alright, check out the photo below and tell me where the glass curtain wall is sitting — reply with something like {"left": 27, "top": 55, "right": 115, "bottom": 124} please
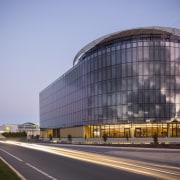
{"left": 87, "top": 122, "right": 180, "bottom": 138}
{"left": 40, "top": 34, "right": 180, "bottom": 133}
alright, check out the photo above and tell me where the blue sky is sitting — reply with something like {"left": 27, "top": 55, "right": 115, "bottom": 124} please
{"left": 0, "top": 0, "right": 180, "bottom": 125}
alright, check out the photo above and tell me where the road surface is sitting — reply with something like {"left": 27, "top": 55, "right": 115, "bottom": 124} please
{"left": 0, "top": 141, "right": 179, "bottom": 180}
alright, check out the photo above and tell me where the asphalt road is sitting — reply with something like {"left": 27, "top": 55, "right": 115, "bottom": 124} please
{"left": 48, "top": 143, "right": 180, "bottom": 167}
{"left": 0, "top": 141, "right": 179, "bottom": 180}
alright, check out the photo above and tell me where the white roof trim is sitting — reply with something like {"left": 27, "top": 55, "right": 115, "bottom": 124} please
{"left": 73, "top": 26, "right": 180, "bottom": 65}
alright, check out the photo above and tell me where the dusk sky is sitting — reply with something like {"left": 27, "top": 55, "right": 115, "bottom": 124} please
{"left": 0, "top": 0, "right": 180, "bottom": 125}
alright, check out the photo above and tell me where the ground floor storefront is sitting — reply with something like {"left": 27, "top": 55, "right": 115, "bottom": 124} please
{"left": 40, "top": 122, "right": 180, "bottom": 139}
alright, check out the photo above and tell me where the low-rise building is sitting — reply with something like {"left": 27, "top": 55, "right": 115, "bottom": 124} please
{"left": 18, "top": 122, "right": 40, "bottom": 138}
{"left": 0, "top": 124, "right": 18, "bottom": 133}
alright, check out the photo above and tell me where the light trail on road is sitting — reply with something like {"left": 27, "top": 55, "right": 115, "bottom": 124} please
{"left": 1, "top": 141, "right": 180, "bottom": 180}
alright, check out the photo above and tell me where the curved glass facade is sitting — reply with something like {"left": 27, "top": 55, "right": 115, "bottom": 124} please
{"left": 40, "top": 28, "right": 180, "bottom": 138}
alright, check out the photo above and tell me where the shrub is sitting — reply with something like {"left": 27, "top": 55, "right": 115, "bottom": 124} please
{"left": 2, "top": 131, "right": 27, "bottom": 138}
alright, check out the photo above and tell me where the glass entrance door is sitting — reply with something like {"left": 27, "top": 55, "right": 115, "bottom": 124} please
{"left": 135, "top": 128, "right": 141, "bottom": 137}
{"left": 124, "top": 128, "right": 130, "bottom": 138}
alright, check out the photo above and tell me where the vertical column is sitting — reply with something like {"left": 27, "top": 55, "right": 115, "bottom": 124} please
{"left": 130, "top": 123, "right": 134, "bottom": 138}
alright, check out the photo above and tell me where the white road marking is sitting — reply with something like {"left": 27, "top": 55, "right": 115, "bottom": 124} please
{"left": 0, "top": 156, "right": 26, "bottom": 180}
{"left": 0, "top": 147, "right": 57, "bottom": 180}
{"left": 26, "top": 163, "right": 57, "bottom": 180}
{"left": 0, "top": 148, "right": 23, "bottom": 162}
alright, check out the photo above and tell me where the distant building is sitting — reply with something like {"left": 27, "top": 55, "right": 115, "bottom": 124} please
{"left": 18, "top": 122, "right": 40, "bottom": 137}
{"left": 0, "top": 122, "right": 40, "bottom": 139}
{"left": 0, "top": 124, "right": 18, "bottom": 133}
{"left": 40, "top": 26, "right": 180, "bottom": 139}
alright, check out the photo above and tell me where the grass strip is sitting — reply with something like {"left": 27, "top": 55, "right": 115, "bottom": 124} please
{"left": 0, "top": 158, "right": 21, "bottom": 180}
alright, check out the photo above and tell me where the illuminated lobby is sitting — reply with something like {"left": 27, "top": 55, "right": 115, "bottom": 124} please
{"left": 40, "top": 27, "right": 180, "bottom": 139}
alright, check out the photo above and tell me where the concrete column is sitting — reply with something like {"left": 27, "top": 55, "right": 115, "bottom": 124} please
{"left": 131, "top": 125, "right": 134, "bottom": 138}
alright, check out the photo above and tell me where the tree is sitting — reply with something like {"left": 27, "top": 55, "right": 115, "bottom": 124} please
{"left": 152, "top": 132, "right": 158, "bottom": 144}
{"left": 85, "top": 134, "right": 87, "bottom": 141}
{"left": 125, "top": 132, "right": 129, "bottom": 141}
{"left": 102, "top": 133, "right": 108, "bottom": 142}
{"left": 49, "top": 134, "right": 52, "bottom": 141}
{"left": 35, "top": 135, "right": 40, "bottom": 139}
{"left": 67, "top": 134, "right": 72, "bottom": 143}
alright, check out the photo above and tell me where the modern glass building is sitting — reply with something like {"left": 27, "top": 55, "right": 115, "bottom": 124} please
{"left": 40, "top": 27, "right": 180, "bottom": 138}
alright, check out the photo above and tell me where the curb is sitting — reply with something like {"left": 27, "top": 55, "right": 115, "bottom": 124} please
{"left": 0, "top": 156, "right": 26, "bottom": 180}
